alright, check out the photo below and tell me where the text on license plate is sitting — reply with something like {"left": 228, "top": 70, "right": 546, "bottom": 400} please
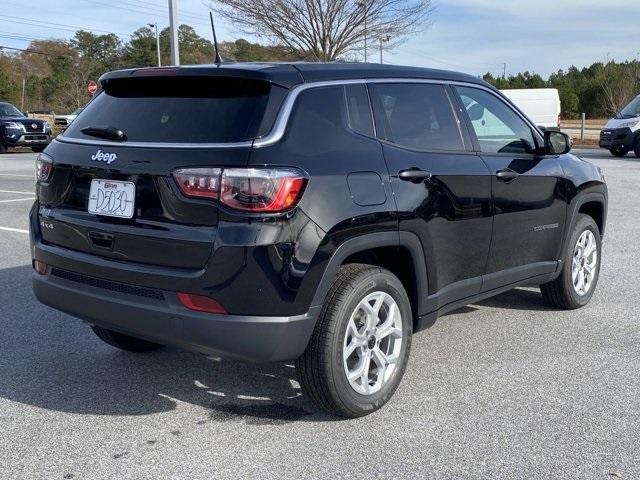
{"left": 88, "top": 179, "right": 136, "bottom": 219}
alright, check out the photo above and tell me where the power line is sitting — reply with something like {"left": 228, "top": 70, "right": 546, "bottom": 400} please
{"left": 0, "top": 45, "right": 73, "bottom": 58}
{"left": 83, "top": 0, "right": 232, "bottom": 30}
{"left": 0, "top": 14, "right": 132, "bottom": 37}
{"left": 84, "top": 0, "right": 207, "bottom": 23}
{"left": 0, "top": 33, "right": 52, "bottom": 43}
{"left": 402, "top": 47, "right": 500, "bottom": 73}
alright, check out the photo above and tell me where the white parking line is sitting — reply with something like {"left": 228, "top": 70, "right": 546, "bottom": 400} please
{"left": 0, "top": 190, "right": 34, "bottom": 195}
{"left": 0, "top": 197, "right": 35, "bottom": 203}
{"left": 0, "top": 173, "right": 33, "bottom": 178}
{"left": 0, "top": 226, "right": 28, "bottom": 234}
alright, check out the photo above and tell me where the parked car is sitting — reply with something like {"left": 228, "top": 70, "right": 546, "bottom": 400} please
{"left": 0, "top": 102, "right": 52, "bottom": 153}
{"left": 599, "top": 93, "right": 640, "bottom": 157}
{"left": 54, "top": 108, "right": 83, "bottom": 132}
{"left": 31, "top": 63, "right": 607, "bottom": 417}
{"left": 501, "top": 88, "right": 561, "bottom": 131}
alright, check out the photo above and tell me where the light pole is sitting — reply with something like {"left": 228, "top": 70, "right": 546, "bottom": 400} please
{"left": 379, "top": 35, "right": 390, "bottom": 64}
{"left": 168, "top": 0, "right": 180, "bottom": 65}
{"left": 148, "top": 23, "right": 161, "bottom": 67}
{"left": 357, "top": 0, "right": 368, "bottom": 62}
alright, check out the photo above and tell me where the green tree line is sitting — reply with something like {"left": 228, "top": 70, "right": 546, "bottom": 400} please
{"left": 484, "top": 60, "right": 640, "bottom": 119}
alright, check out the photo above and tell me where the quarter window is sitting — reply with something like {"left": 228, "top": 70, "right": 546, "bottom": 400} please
{"left": 455, "top": 86, "right": 536, "bottom": 155}
{"left": 370, "top": 83, "right": 465, "bottom": 151}
{"left": 345, "top": 84, "right": 375, "bottom": 137}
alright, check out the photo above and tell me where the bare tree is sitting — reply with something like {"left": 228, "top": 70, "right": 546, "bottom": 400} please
{"left": 209, "top": 0, "right": 434, "bottom": 61}
{"left": 598, "top": 59, "right": 640, "bottom": 115}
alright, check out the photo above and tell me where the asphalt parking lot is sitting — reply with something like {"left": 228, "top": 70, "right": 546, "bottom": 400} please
{"left": 0, "top": 149, "right": 638, "bottom": 479}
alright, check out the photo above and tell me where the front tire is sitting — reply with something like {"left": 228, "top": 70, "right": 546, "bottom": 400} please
{"left": 609, "top": 147, "right": 628, "bottom": 157}
{"left": 541, "top": 214, "right": 601, "bottom": 309}
{"left": 31, "top": 146, "right": 46, "bottom": 153}
{"left": 634, "top": 140, "right": 640, "bottom": 158}
{"left": 91, "top": 325, "right": 164, "bottom": 353}
{"left": 0, "top": 143, "right": 7, "bottom": 154}
{"left": 296, "top": 264, "right": 412, "bottom": 418}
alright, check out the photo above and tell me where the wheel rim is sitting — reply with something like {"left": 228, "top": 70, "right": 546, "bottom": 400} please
{"left": 571, "top": 229, "right": 598, "bottom": 296}
{"left": 342, "top": 291, "right": 403, "bottom": 395}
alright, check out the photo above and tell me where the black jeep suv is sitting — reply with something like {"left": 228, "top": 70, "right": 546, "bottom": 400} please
{"left": 0, "top": 102, "right": 51, "bottom": 153}
{"left": 30, "top": 63, "right": 607, "bottom": 417}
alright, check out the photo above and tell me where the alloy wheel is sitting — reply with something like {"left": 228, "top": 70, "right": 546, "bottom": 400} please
{"left": 342, "top": 291, "right": 403, "bottom": 395}
{"left": 571, "top": 229, "right": 598, "bottom": 296}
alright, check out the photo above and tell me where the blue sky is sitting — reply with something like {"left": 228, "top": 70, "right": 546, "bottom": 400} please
{"left": 0, "top": 0, "right": 637, "bottom": 78}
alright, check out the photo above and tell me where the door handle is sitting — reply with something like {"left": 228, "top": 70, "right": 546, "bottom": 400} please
{"left": 496, "top": 168, "right": 519, "bottom": 181}
{"left": 398, "top": 168, "right": 432, "bottom": 183}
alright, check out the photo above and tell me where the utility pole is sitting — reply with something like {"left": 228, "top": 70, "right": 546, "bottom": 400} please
{"left": 357, "top": 0, "right": 368, "bottom": 62}
{"left": 168, "top": 0, "right": 180, "bottom": 65}
{"left": 20, "top": 78, "right": 25, "bottom": 112}
{"left": 379, "top": 35, "right": 390, "bottom": 64}
{"left": 148, "top": 23, "right": 161, "bottom": 67}
{"left": 503, "top": 62, "right": 506, "bottom": 79}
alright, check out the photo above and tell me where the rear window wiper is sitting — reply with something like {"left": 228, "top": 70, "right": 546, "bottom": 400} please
{"left": 80, "top": 125, "right": 127, "bottom": 142}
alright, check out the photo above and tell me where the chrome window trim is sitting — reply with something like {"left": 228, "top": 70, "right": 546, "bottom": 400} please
{"left": 56, "top": 77, "right": 542, "bottom": 150}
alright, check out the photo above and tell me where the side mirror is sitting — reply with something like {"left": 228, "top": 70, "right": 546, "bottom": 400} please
{"left": 545, "top": 130, "right": 572, "bottom": 155}
{"left": 468, "top": 103, "right": 485, "bottom": 121}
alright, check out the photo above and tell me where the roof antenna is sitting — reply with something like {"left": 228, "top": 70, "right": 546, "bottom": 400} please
{"left": 210, "top": 11, "right": 223, "bottom": 64}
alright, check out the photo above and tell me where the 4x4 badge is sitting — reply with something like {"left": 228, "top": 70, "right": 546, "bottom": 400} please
{"left": 91, "top": 149, "right": 117, "bottom": 164}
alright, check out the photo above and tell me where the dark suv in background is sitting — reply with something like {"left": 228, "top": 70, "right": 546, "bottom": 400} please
{"left": 31, "top": 63, "right": 607, "bottom": 417}
{"left": 0, "top": 102, "right": 51, "bottom": 153}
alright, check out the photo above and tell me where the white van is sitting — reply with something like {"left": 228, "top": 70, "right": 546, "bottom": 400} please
{"left": 501, "top": 88, "right": 561, "bottom": 130}
{"left": 599, "top": 94, "right": 640, "bottom": 157}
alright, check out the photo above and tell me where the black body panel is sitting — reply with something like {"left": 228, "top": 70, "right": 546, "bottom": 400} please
{"left": 479, "top": 154, "right": 566, "bottom": 278}
{"left": 30, "top": 62, "right": 608, "bottom": 362}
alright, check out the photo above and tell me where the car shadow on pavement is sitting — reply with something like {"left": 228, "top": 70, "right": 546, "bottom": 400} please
{"left": 475, "top": 287, "right": 557, "bottom": 312}
{"left": 0, "top": 265, "right": 334, "bottom": 424}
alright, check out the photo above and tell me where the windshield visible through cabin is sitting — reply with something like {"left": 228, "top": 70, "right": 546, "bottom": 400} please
{"left": 619, "top": 95, "right": 640, "bottom": 118}
{"left": 0, "top": 103, "right": 23, "bottom": 117}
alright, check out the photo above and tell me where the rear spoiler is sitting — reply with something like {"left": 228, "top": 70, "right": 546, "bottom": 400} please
{"left": 100, "top": 64, "right": 304, "bottom": 89}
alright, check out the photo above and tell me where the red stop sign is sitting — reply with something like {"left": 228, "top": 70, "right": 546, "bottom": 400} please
{"left": 88, "top": 81, "right": 98, "bottom": 95}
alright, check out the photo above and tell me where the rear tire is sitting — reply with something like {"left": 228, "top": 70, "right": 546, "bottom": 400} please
{"left": 91, "top": 325, "right": 164, "bottom": 353}
{"left": 296, "top": 264, "right": 412, "bottom": 418}
{"left": 0, "top": 143, "right": 7, "bottom": 154}
{"left": 634, "top": 140, "right": 640, "bottom": 158}
{"left": 609, "top": 147, "right": 628, "bottom": 157}
{"left": 540, "top": 214, "right": 601, "bottom": 309}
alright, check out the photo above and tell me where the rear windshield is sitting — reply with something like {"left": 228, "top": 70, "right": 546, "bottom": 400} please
{"left": 65, "top": 76, "right": 274, "bottom": 143}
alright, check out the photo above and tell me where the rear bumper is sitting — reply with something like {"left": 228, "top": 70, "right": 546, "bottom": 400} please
{"left": 599, "top": 127, "right": 637, "bottom": 149}
{"left": 32, "top": 267, "right": 317, "bottom": 362}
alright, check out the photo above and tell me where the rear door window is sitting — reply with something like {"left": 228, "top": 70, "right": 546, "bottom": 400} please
{"left": 369, "top": 83, "right": 465, "bottom": 152}
{"left": 65, "top": 76, "right": 277, "bottom": 143}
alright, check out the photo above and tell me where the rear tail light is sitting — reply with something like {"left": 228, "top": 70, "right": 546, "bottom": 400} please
{"left": 173, "top": 168, "right": 221, "bottom": 199}
{"left": 177, "top": 292, "right": 226, "bottom": 314}
{"left": 221, "top": 168, "right": 306, "bottom": 212}
{"left": 172, "top": 167, "right": 307, "bottom": 213}
{"left": 36, "top": 153, "right": 53, "bottom": 183}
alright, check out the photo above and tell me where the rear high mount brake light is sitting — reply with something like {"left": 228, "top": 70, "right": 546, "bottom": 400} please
{"left": 172, "top": 167, "right": 307, "bottom": 213}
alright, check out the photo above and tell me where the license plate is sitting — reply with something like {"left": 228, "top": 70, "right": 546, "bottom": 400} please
{"left": 88, "top": 179, "right": 135, "bottom": 219}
